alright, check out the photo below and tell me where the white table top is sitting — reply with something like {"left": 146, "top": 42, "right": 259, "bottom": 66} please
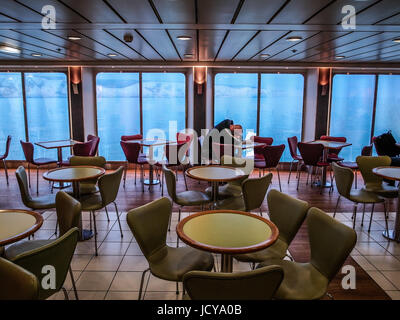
{"left": 373, "top": 166, "right": 400, "bottom": 182}
{"left": 186, "top": 165, "right": 245, "bottom": 182}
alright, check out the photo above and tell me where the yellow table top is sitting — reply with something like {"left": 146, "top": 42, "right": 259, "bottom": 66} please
{"left": 0, "top": 210, "right": 43, "bottom": 246}
{"left": 177, "top": 210, "right": 278, "bottom": 254}
{"left": 186, "top": 166, "right": 246, "bottom": 182}
{"left": 43, "top": 166, "right": 105, "bottom": 182}
{"left": 373, "top": 166, "right": 400, "bottom": 182}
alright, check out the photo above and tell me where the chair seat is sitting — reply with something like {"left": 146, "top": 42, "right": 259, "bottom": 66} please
{"left": 79, "top": 193, "right": 103, "bottom": 211}
{"left": 254, "top": 160, "right": 267, "bottom": 169}
{"left": 317, "top": 161, "right": 330, "bottom": 167}
{"left": 254, "top": 154, "right": 264, "bottom": 161}
{"left": 27, "top": 194, "right": 56, "bottom": 209}
{"left": 364, "top": 183, "right": 398, "bottom": 198}
{"left": 339, "top": 161, "right": 358, "bottom": 170}
{"left": 205, "top": 183, "right": 243, "bottom": 199}
{"left": 150, "top": 246, "right": 214, "bottom": 282}
{"left": 65, "top": 183, "right": 99, "bottom": 196}
{"left": 293, "top": 155, "right": 302, "bottom": 161}
{"left": 349, "top": 189, "right": 384, "bottom": 204}
{"left": 176, "top": 191, "right": 211, "bottom": 206}
{"left": 215, "top": 196, "right": 245, "bottom": 211}
{"left": 5, "top": 239, "right": 55, "bottom": 260}
{"left": 234, "top": 238, "right": 288, "bottom": 263}
{"left": 328, "top": 157, "right": 344, "bottom": 162}
{"left": 32, "top": 158, "right": 57, "bottom": 166}
{"left": 258, "top": 259, "right": 328, "bottom": 300}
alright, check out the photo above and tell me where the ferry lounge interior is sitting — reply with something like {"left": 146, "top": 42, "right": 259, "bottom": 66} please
{"left": 0, "top": 0, "right": 400, "bottom": 302}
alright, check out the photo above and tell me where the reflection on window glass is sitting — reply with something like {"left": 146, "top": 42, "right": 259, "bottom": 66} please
{"left": 214, "top": 73, "right": 258, "bottom": 134}
{"left": 374, "top": 75, "right": 400, "bottom": 141}
{"left": 330, "top": 74, "right": 376, "bottom": 160}
{"left": 96, "top": 73, "right": 140, "bottom": 161}
{"left": 142, "top": 73, "right": 186, "bottom": 140}
{"left": 25, "top": 73, "right": 70, "bottom": 159}
{"left": 259, "top": 74, "right": 304, "bottom": 162}
{"left": 0, "top": 73, "right": 25, "bottom": 160}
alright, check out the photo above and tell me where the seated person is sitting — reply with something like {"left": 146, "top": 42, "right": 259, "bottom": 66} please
{"left": 374, "top": 131, "right": 400, "bottom": 186}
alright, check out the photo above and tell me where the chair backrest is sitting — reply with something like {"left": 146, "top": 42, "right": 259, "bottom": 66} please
{"left": 308, "top": 207, "right": 357, "bottom": 281}
{"left": 165, "top": 142, "right": 187, "bottom": 165}
{"left": 221, "top": 155, "right": 253, "bottom": 176}
{"left": 252, "top": 136, "right": 273, "bottom": 145}
{"left": 11, "top": 228, "right": 79, "bottom": 300}
{"left": 69, "top": 155, "right": 106, "bottom": 168}
{"left": 20, "top": 140, "right": 34, "bottom": 163}
{"left": 183, "top": 265, "right": 284, "bottom": 300}
{"left": 163, "top": 166, "right": 177, "bottom": 202}
{"left": 72, "top": 141, "right": 93, "bottom": 157}
{"left": 15, "top": 166, "right": 33, "bottom": 205}
{"left": 332, "top": 162, "right": 353, "bottom": 199}
{"left": 126, "top": 197, "right": 171, "bottom": 262}
{"left": 298, "top": 142, "right": 324, "bottom": 166}
{"left": 242, "top": 174, "right": 273, "bottom": 211}
{"left": 87, "top": 135, "right": 100, "bottom": 156}
{"left": 56, "top": 191, "right": 82, "bottom": 236}
{"left": 121, "top": 134, "right": 143, "bottom": 141}
{"left": 320, "top": 136, "right": 347, "bottom": 143}
{"left": 176, "top": 132, "right": 193, "bottom": 144}
{"left": 261, "top": 144, "right": 285, "bottom": 168}
{"left": 372, "top": 132, "right": 400, "bottom": 157}
{"left": 361, "top": 145, "right": 373, "bottom": 156}
{"left": 98, "top": 166, "right": 124, "bottom": 206}
{"left": 0, "top": 257, "right": 39, "bottom": 300}
{"left": 212, "top": 142, "right": 236, "bottom": 162}
{"left": 287, "top": 136, "right": 299, "bottom": 159}
{"left": 267, "top": 189, "right": 309, "bottom": 245}
{"left": 356, "top": 156, "right": 392, "bottom": 190}
{"left": 1, "top": 135, "right": 11, "bottom": 158}
{"left": 120, "top": 141, "right": 141, "bottom": 164}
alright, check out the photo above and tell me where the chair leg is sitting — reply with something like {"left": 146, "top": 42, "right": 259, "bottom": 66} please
{"left": 3, "top": 159, "right": 9, "bottom": 185}
{"left": 384, "top": 201, "right": 389, "bottom": 236}
{"left": 276, "top": 167, "right": 282, "bottom": 192}
{"left": 161, "top": 170, "right": 164, "bottom": 196}
{"left": 92, "top": 211, "right": 98, "bottom": 256}
{"left": 104, "top": 206, "right": 110, "bottom": 222}
{"left": 297, "top": 170, "right": 301, "bottom": 190}
{"left": 138, "top": 268, "right": 150, "bottom": 300}
{"left": 176, "top": 207, "right": 182, "bottom": 248}
{"left": 333, "top": 196, "right": 341, "bottom": 218}
{"left": 135, "top": 164, "right": 137, "bottom": 185}
{"left": 182, "top": 165, "right": 188, "bottom": 190}
{"left": 288, "top": 161, "right": 294, "bottom": 184}
{"left": 69, "top": 267, "right": 79, "bottom": 300}
{"left": 176, "top": 282, "right": 179, "bottom": 295}
{"left": 259, "top": 208, "right": 263, "bottom": 217}
{"left": 141, "top": 165, "right": 144, "bottom": 193}
{"left": 296, "top": 161, "right": 301, "bottom": 179}
{"left": 28, "top": 163, "right": 31, "bottom": 188}
{"left": 113, "top": 201, "right": 123, "bottom": 238}
{"left": 62, "top": 287, "right": 69, "bottom": 300}
{"left": 36, "top": 165, "right": 39, "bottom": 195}
{"left": 352, "top": 204, "right": 358, "bottom": 229}
{"left": 355, "top": 170, "right": 358, "bottom": 189}
{"left": 368, "top": 203, "right": 375, "bottom": 233}
{"left": 306, "top": 167, "right": 310, "bottom": 185}
{"left": 54, "top": 218, "right": 58, "bottom": 236}
{"left": 361, "top": 204, "right": 366, "bottom": 226}
{"left": 123, "top": 162, "right": 127, "bottom": 188}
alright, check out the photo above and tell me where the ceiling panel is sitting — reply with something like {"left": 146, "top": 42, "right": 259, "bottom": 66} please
{"left": 341, "top": 44, "right": 400, "bottom": 61}
{"left": 0, "top": 0, "right": 43, "bottom": 22}
{"left": 16, "top": 0, "right": 90, "bottom": 23}
{"left": 167, "top": 29, "right": 197, "bottom": 61}
{"left": 233, "top": 30, "right": 288, "bottom": 60}
{"left": 152, "top": 0, "right": 195, "bottom": 23}
{"left": 235, "top": 0, "right": 287, "bottom": 24}
{"left": 60, "top": 0, "right": 123, "bottom": 23}
{"left": 306, "top": 0, "right": 374, "bottom": 25}
{"left": 106, "top": 0, "right": 159, "bottom": 23}
{"left": 198, "top": 30, "right": 227, "bottom": 61}
{"left": 136, "top": 29, "right": 180, "bottom": 60}
{"left": 356, "top": 0, "right": 400, "bottom": 24}
{"left": 0, "top": 13, "right": 18, "bottom": 23}
{"left": 377, "top": 12, "right": 400, "bottom": 25}
{"left": 270, "top": 0, "right": 334, "bottom": 24}
{"left": 216, "top": 30, "right": 259, "bottom": 61}
{"left": 197, "top": 0, "right": 241, "bottom": 24}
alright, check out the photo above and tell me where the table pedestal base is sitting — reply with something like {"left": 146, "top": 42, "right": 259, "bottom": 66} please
{"left": 52, "top": 182, "right": 71, "bottom": 189}
{"left": 383, "top": 230, "right": 400, "bottom": 242}
{"left": 144, "top": 179, "right": 160, "bottom": 185}
{"left": 221, "top": 254, "right": 233, "bottom": 273}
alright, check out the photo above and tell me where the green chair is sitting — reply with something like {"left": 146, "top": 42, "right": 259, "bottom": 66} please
{"left": 68, "top": 156, "right": 106, "bottom": 195}
{"left": 183, "top": 265, "right": 284, "bottom": 300}
{"left": 234, "top": 189, "right": 308, "bottom": 266}
{"left": 4, "top": 191, "right": 82, "bottom": 300}
{"left": 205, "top": 155, "right": 253, "bottom": 199}
{"left": 259, "top": 207, "right": 357, "bottom": 300}
{"left": 216, "top": 174, "right": 273, "bottom": 215}
{"left": 126, "top": 197, "right": 214, "bottom": 300}
{"left": 332, "top": 162, "right": 388, "bottom": 232}
{"left": 0, "top": 257, "right": 39, "bottom": 300}
{"left": 79, "top": 166, "right": 124, "bottom": 256}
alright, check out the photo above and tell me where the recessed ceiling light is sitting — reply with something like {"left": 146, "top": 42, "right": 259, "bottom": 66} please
{"left": 68, "top": 36, "right": 81, "bottom": 41}
{"left": 336, "top": 56, "right": 345, "bottom": 59}
{"left": 107, "top": 53, "right": 117, "bottom": 57}
{"left": 260, "top": 54, "right": 270, "bottom": 58}
{"left": 184, "top": 54, "right": 194, "bottom": 58}
{"left": 177, "top": 36, "right": 192, "bottom": 41}
{"left": 31, "top": 53, "right": 42, "bottom": 57}
{"left": 286, "top": 36, "right": 303, "bottom": 42}
{"left": 393, "top": 38, "right": 400, "bottom": 43}
{"left": 0, "top": 45, "right": 21, "bottom": 54}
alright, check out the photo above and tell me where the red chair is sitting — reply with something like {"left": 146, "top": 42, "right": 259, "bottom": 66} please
{"left": 0, "top": 135, "right": 11, "bottom": 185}
{"left": 87, "top": 134, "right": 100, "bottom": 156}
{"left": 20, "top": 140, "right": 57, "bottom": 195}
{"left": 320, "top": 136, "right": 347, "bottom": 162}
{"left": 297, "top": 142, "right": 330, "bottom": 193}
{"left": 120, "top": 141, "right": 148, "bottom": 192}
{"left": 255, "top": 144, "right": 285, "bottom": 192}
{"left": 251, "top": 136, "right": 273, "bottom": 161}
{"left": 211, "top": 142, "right": 239, "bottom": 164}
{"left": 121, "top": 134, "right": 143, "bottom": 141}
{"left": 287, "top": 136, "right": 303, "bottom": 184}
{"left": 60, "top": 139, "right": 96, "bottom": 166}
{"left": 338, "top": 145, "right": 373, "bottom": 189}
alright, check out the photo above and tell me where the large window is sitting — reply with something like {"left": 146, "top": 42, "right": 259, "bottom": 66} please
{"left": 214, "top": 72, "right": 304, "bottom": 162}
{"left": 96, "top": 72, "right": 186, "bottom": 161}
{"left": 0, "top": 71, "right": 70, "bottom": 160}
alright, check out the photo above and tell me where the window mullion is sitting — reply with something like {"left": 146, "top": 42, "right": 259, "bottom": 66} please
{"left": 21, "top": 72, "right": 29, "bottom": 142}
{"left": 257, "top": 73, "right": 261, "bottom": 136}
{"left": 370, "top": 74, "right": 379, "bottom": 143}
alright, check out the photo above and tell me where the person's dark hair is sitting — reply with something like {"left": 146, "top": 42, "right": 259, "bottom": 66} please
{"left": 214, "top": 119, "right": 233, "bottom": 132}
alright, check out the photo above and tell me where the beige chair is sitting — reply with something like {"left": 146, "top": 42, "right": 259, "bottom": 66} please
{"left": 126, "top": 197, "right": 214, "bottom": 300}
{"left": 332, "top": 162, "right": 387, "bottom": 232}
{"left": 259, "top": 207, "right": 357, "bottom": 300}
{"left": 0, "top": 257, "right": 39, "bottom": 300}
{"left": 183, "top": 265, "right": 283, "bottom": 300}
{"left": 235, "top": 190, "right": 308, "bottom": 266}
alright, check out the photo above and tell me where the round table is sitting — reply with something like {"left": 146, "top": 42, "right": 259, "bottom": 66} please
{"left": 176, "top": 210, "right": 279, "bottom": 272}
{"left": 186, "top": 166, "right": 246, "bottom": 207}
{"left": 43, "top": 166, "right": 105, "bottom": 241}
{"left": 373, "top": 166, "right": 400, "bottom": 242}
{"left": 0, "top": 210, "right": 43, "bottom": 247}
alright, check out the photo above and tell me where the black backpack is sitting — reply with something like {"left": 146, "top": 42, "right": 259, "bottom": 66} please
{"left": 374, "top": 131, "right": 400, "bottom": 157}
